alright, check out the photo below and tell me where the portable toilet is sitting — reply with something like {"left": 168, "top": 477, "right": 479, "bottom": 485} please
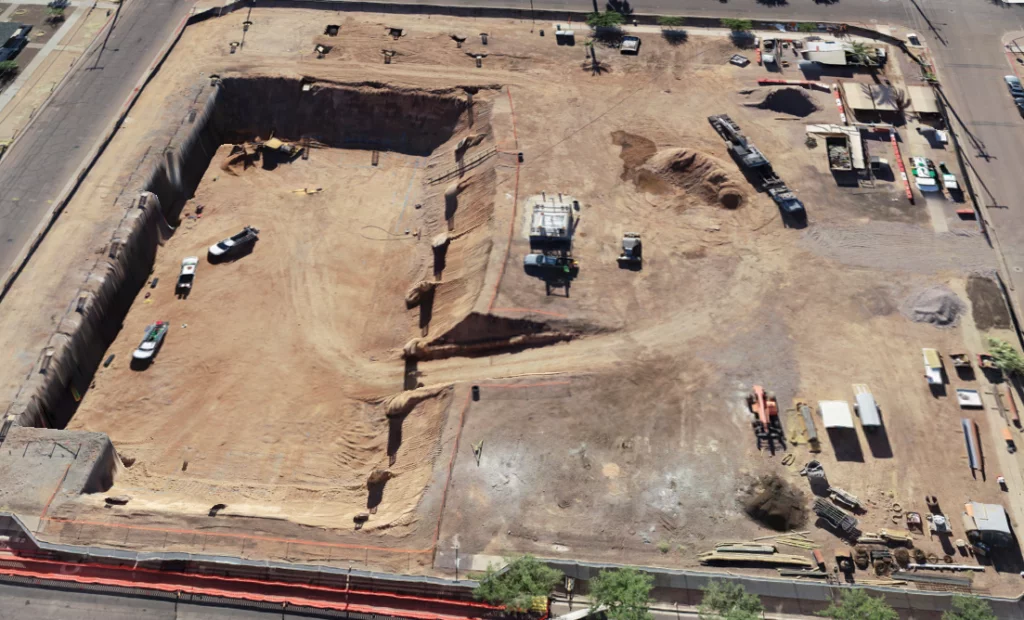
{"left": 853, "top": 384, "right": 881, "bottom": 429}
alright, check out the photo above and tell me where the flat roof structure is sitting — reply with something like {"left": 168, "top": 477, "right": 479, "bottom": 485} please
{"left": 819, "top": 400, "right": 855, "bottom": 429}
{"left": 841, "top": 82, "right": 898, "bottom": 113}
{"left": 908, "top": 85, "right": 939, "bottom": 115}
{"left": 801, "top": 40, "right": 848, "bottom": 65}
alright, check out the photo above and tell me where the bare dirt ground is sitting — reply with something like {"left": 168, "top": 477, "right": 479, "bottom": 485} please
{"left": 0, "top": 8, "right": 1018, "bottom": 592}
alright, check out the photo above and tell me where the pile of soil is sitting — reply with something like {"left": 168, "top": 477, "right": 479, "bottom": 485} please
{"left": 900, "top": 286, "right": 965, "bottom": 328}
{"left": 744, "top": 87, "right": 820, "bottom": 117}
{"left": 641, "top": 148, "right": 746, "bottom": 209}
{"left": 740, "top": 474, "right": 808, "bottom": 531}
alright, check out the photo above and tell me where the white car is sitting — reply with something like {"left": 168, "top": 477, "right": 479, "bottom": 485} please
{"left": 209, "top": 226, "right": 259, "bottom": 259}
{"left": 620, "top": 36, "right": 641, "bottom": 55}
{"left": 133, "top": 321, "right": 168, "bottom": 361}
{"left": 176, "top": 256, "right": 198, "bottom": 291}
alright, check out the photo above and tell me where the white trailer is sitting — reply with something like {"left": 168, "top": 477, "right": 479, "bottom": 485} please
{"left": 852, "top": 384, "right": 881, "bottom": 429}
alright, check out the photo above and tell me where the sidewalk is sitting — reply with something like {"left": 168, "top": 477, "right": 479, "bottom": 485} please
{"left": 0, "top": 0, "right": 117, "bottom": 145}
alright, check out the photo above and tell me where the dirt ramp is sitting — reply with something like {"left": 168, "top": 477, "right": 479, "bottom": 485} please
{"left": 743, "top": 87, "right": 820, "bottom": 117}
{"left": 642, "top": 148, "right": 746, "bottom": 209}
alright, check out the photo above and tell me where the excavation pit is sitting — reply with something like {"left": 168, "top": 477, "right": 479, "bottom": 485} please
{"left": 45, "top": 78, "right": 512, "bottom": 563}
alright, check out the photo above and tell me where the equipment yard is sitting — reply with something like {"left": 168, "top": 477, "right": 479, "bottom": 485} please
{"left": 3, "top": 7, "right": 1024, "bottom": 595}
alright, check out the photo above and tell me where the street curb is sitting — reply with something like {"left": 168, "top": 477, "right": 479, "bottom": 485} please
{"left": 0, "top": 6, "right": 192, "bottom": 303}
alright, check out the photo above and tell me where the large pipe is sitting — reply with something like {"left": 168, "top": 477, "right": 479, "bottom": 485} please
{"left": 962, "top": 418, "right": 982, "bottom": 473}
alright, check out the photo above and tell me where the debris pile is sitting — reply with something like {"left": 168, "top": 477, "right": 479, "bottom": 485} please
{"left": 642, "top": 148, "right": 747, "bottom": 209}
{"left": 741, "top": 474, "right": 808, "bottom": 531}
{"left": 900, "top": 286, "right": 965, "bottom": 328}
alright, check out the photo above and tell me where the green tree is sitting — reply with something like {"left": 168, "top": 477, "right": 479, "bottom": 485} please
{"left": 589, "top": 567, "right": 654, "bottom": 620}
{"left": 0, "top": 60, "right": 18, "bottom": 81}
{"left": 721, "top": 18, "right": 753, "bottom": 32}
{"left": 943, "top": 596, "right": 997, "bottom": 620}
{"left": 657, "top": 16, "right": 685, "bottom": 27}
{"left": 586, "top": 11, "right": 625, "bottom": 28}
{"left": 798, "top": 22, "right": 818, "bottom": 33}
{"left": 698, "top": 581, "right": 764, "bottom": 620}
{"left": 47, "top": 6, "right": 66, "bottom": 22}
{"left": 847, "top": 41, "right": 879, "bottom": 66}
{"left": 988, "top": 338, "right": 1024, "bottom": 377}
{"left": 817, "top": 590, "right": 898, "bottom": 620}
{"left": 472, "top": 555, "right": 562, "bottom": 612}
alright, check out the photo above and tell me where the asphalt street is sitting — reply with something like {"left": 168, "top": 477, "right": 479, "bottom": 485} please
{"left": 0, "top": 581, "right": 329, "bottom": 619}
{"left": 0, "top": 0, "right": 190, "bottom": 279}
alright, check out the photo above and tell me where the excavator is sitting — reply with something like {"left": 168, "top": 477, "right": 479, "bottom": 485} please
{"left": 746, "top": 385, "right": 785, "bottom": 453}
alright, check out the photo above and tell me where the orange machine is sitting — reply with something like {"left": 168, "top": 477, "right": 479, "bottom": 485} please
{"left": 747, "top": 385, "right": 784, "bottom": 453}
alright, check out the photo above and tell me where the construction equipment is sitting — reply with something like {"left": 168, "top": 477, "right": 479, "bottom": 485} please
{"left": 708, "top": 114, "right": 805, "bottom": 218}
{"left": 950, "top": 353, "right": 971, "bottom": 369}
{"left": 617, "top": 232, "right": 642, "bottom": 266}
{"left": 878, "top": 529, "right": 914, "bottom": 546}
{"left": 746, "top": 386, "right": 784, "bottom": 452}
{"left": 1003, "top": 427, "right": 1017, "bottom": 454}
{"left": 923, "top": 348, "right": 944, "bottom": 385}
{"left": 829, "top": 487, "right": 862, "bottom": 511}
{"left": 927, "top": 513, "right": 952, "bottom": 535}
{"left": 813, "top": 498, "right": 859, "bottom": 535}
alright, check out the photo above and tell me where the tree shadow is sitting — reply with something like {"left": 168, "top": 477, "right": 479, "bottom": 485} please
{"left": 661, "top": 29, "right": 688, "bottom": 46}
{"left": 756, "top": 0, "right": 788, "bottom": 5}
{"left": 605, "top": 0, "right": 633, "bottom": 17}
{"left": 592, "top": 26, "right": 624, "bottom": 46}
{"left": 730, "top": 31, "right": 757, "bottom": 49}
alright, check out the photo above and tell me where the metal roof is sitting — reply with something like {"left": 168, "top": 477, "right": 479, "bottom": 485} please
{"left": 964, "top": 502, "right": 1011, "bottom": 535}
{"left": 819, "top": 400, "right": 854, "bottom": 428}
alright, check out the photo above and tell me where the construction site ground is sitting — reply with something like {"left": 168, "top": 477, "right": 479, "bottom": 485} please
{"left": 0, "top": 8, "right": 1022, "bottom": 594}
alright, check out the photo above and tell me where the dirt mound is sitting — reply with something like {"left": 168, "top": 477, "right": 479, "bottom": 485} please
{"left": 744, "top": 87, "right": 820, "bottom": 117}
{"left": 641, "top": 148, "right": 746, "bottom": 209}
{"left": 740, "top": 474, "right": 808, "bottom": 531}
{"left": 900, "top": 286, "right": 965, "bottom": 328}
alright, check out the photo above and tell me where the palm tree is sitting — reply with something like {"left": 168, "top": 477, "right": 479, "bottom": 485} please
{"left": 847, "top": 41, "right": 878, "bottom": 67}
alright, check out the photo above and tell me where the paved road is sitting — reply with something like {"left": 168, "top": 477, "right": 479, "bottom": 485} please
{"left": 0, "top": 581, "right": 327, "bottom": 619}
{"left": 0, "top": 0, "right": 190, "bottom": 279}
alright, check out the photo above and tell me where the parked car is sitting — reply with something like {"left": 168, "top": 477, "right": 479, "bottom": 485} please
{"left": 176, "top": 256, "right": 198, "bottom": 292}
{"left": 208, "top": 226, "right": 259, "bottom": 260}
{"left": 1005, "top": 75, "right": 1024, "bottom": 97}
{"left": 909, "top": 156, "right": 941, "bottom": 193}
{"left": 620, "top": 36, "right": 641, "bottom": 55}
{"left": 133, "top": 321, "right": 168, "bottom": 361}
{"left": 1014, "top": 97, "right": 1024, "bottom": 116}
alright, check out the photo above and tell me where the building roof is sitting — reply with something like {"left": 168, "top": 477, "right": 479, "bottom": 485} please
{"left": 801, "top": 40, "right": 848, "bottom": 65}
{"left": 819, "top": 400, "right": 854, "bottom": 429}
{"left": 908, "top": 85, "right": 939, "bottom": 114}
{"left": 841, "top": 82, "right": 899, "bottom": 112}
{"left": 964, "top": 502, "right": 1011, "bottom": 535}
{"left": 0, "top": 22, "right": 25, "bottom": 47}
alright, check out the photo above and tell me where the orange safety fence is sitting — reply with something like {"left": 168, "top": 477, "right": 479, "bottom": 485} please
{"left": 0, "top": 553, "right": 498, "bottom": 612}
